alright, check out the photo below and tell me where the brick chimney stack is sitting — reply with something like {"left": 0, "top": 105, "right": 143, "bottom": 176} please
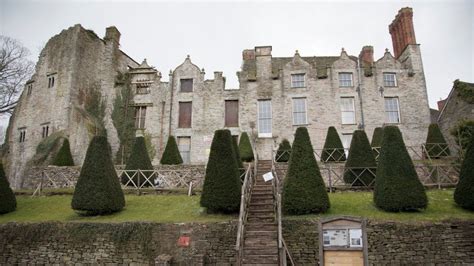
{"left": 359, "top": 46, "right": 374, "bottom": 65}
{"left": 389, "top": 7, "right": 417, "bottom": 58}
{"left": 242, "top": 49, "right": 255, "bottom": 61}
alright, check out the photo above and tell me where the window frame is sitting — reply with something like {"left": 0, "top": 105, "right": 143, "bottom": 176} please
{"left": 47, "top": 75, "right": 55, "bottom": 88}
{"left": 177, "top": 136, "right": 191, "bottom": 164}
{"left": 340, "top": 97, "right": 356, "bottom": 125}
{"left": 383, "top": 72, "right": 397, "bottom": 87}
{"left": 180, "top": 78, "right": 193, "bottom": 93}
{"left": 338, "top": 72, "right": 353, "bottom": 87}
{"left": 384, "top": 97, "right": 401, "bottom": 124}
{"left": 224, "top": 100, "right": 239, "bottom": 127}
{"left": 290, "top": 73, "right": 306, "bottom": 88}
{"left": 178, "top": 101, "right": 193, "bottom": 128}
{"left": 18, "top": 128, "right": 26, "bottom": 143}
{"left": 134, "top": 106, "right": 147, "bottom": 129}
{"left": 257, "top": 100, "right": 272, "bottom": 138}
{"left": 292, "top": 97, "right": 308, "bottom": 125}
{"left": 41, "top": 124, "right": 50, "bottom": 139}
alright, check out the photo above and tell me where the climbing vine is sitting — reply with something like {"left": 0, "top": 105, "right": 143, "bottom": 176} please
{"left": 74, "top": 82, "right": 106, "bottom": 137}
{"left": 454, "top": 79, "right": 474, "bottom": 104}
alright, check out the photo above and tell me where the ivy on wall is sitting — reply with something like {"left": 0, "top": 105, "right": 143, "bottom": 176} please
{"left": 454, "top": 79, "right": 474, "bottom": 104}
{"left": 74, "top": 82, "right": 106, "bottom": 137}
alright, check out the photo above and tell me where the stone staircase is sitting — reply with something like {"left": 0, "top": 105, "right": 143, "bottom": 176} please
{"left": 242, "top": 160, "right": 279, "bottom": 266}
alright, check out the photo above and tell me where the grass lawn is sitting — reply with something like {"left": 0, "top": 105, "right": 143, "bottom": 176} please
{"left": 0, "top": 189, "right": 472, "bottom": 223}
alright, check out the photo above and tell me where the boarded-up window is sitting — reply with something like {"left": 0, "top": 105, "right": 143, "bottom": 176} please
{"left": 135, "top": 106, "right": 146, "bottom": 129}
{"left": 180, "top": 79, "right": 193, "bottom": 92}
{"left": 225, "top": 100, "right": 239, "bottom": 127}
{"left": 178, "top": 137, "right": 191, "bottom": 164}
{"left": 179, "top": 102, "right": 192, "bottom": 128}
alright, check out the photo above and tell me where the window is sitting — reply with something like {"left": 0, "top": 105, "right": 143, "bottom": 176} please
{"left": 384, "top": 97, "right": 400, "bottom": 123}
{"left": 134, "top": 106, "right": 147, "bottom": 129}
{"left": 338, "top": 73, "right": 353, "bottom": 87}
{"left": 19, "top": 128, "right": 26, "bottom": 143}
{"left": 291, "top": 73, "right": 305, "bottom": 88}
{"left": 258, "top": 100, "right": 272, "bottom": 137}
{"left": 383, "top": 72, "right": 397, "bottom": 87}
{"left": 180, "top": 79, "right": 193, "bottom": 92}
{"left": 177, "top": 137, "right": 191, "bottom": 164}
{"left": 47, "top": 75, "right": 55, "bottom": 88}
{"left": 340, "top": 97, "right": 356, "bottom": 124}
{"left": 41, "top": 124, "right": 49, "bottom": 139}
{"left": 341, "top": 133, "right": 352, "bottom": 156}
{"left": 136, "top": 81, "right": 150, "bottom": 94}
{"left": 27, "top": 83, "right": 33, "bottom": 95}
{"left": 178, "top": 102, "right": 192, "bottom": 128}
{"left": 225, "top": 100, "right": 239, "bottom": 127}
{"left": 292, "top": 98, "right": 307, "bottom": 125}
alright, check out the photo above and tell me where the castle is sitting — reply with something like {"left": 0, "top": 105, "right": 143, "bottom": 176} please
{"left": 4, "top": 7, "right": 431, "bottom": 188}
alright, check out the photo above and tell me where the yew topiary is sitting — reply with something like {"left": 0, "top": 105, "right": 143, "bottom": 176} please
{"left": 321, "top": 127, "right": 346, "bottom": 162}
{"left": 160, "top": 136, "right": 183, "bottom": 165}
{"left": 282, "top": 127, "right": 330, "bottom": 214}
{"left": 454, "top": 134, "right": 474, "bottom": 210}
{"left": 343, "top": 130, "right": 377, "bottom": 186}
{"left": 371, "top": 127, "right": 384, "bottom": 147}
{"left": 52, "top": 138, "right": 74, "bottom": 166}
{"left": 239, "top": 132, "right": 254, "bottom": 162}
{"left": 275, "top": 139, "right": 292, "bottom": 162}
{"left": 425, "top": 123, "right": 450, "bottom": 158}
{"left": 374, "top": 126, "right": 428, "bottom": 212}
{"left": 200, "top": 129, "right": 241, "bottom": 213}
{"left": 122, "top": 136, "right": 154, "bottom": 187}
{"left": 72, "top": 136, "right": 125, "bottom": 215}
{"left": 0, "top": 163, "right": 16, "bottom": 214}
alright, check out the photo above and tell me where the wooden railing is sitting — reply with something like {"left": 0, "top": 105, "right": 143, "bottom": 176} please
{"left": 235, "top": 163, "right": 254, "bottom": 265}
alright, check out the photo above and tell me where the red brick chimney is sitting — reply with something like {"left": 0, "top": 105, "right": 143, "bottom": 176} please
{"left": 359, "top": 46, "right": 374, "bottom": 65}
{"left": 389, "top": 7, "right": 417, "bottom": 58}
{"left": 437, "top": 99, "right": 447, "bottom": 111}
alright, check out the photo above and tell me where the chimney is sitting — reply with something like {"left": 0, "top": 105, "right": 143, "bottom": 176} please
{"left": 242, "top": 49, "right": 255, "bottom": 61}
{"left": 389, "top": 7, "right": 417, "bottom": 58}
{"left": 359, "top": 46, "right": 374, "bottom": 65}
{"left": 437, "top": 99, "right": 447, "bottom": 111}
{"left": 105, "top": 26, "right": 121, "bottom": 43}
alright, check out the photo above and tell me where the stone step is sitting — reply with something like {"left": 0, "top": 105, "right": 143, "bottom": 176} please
{"left": 250, "top": 193, "right": 273, "bottom": 198}
{"left": 248, "top": 205, "right": 274, "bottom": 212}
{"left": 251, "top": 190, "right": 273, "bottom": 196}
{"left": 244, "top": 248, "right": 278, "bottom": 256}
{"left": 246, "top": 223, "right": 277, "bottom": 231}
{"left": 250, "top": 198, "right": 274, "bottom": 204}
{"left": 242, "top": 255, "right": 278, "bottom": 264}
{"left": 244, "top": 238, "right": 278, "bottom": 246}
{"left": 245, "top": 230, "right": 277, "bottom": 238}
{"left": 249, "top": 208, "right": 274, "bottom": 214}
{"left": 248, "top": 217, "right": 275, "bottom": 223}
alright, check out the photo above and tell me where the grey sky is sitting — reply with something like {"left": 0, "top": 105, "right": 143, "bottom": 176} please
{"left": 1, "top": 0, "right": 473, "bottom": 113}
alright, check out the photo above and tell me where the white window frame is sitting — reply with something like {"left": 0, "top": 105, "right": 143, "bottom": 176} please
{"left": 257, "top": 100, "right": 272, "bottom": 138}
{"left": 340, "top": 97, "right": 356, "bottom": 125}
{"left": 341, "top": 133, "right": 353, "bottom": 157}
{"left": 177, "top": 136, "right": 191, "bottom": 164}
{"left": 291, "top": 73, "right": 306, "bottom": 88}
{"left": 338, "top": 72, "right": 353, "bottom": 87}
{"left": 292, "top": 97, "right": 307, "bottom": 125}
{"left": 135, "top": 106, "right": 147, "bottom": 129}
{"left": 384, "top": 97, "right": 401, "bottom": 124}
{"left": 383, "top": 72, "right": 397, "bottom": 87}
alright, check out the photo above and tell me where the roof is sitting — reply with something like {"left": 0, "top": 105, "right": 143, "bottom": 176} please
{"left": 437, "top": 80, "right": 474, "bottom": 122}
{"left": 242, "top": 55, "right": 357, "bottom": 81}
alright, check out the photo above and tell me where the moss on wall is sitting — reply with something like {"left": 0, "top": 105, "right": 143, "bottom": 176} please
{"left": 74, "top": 82, "right": 106, "bottom": 137}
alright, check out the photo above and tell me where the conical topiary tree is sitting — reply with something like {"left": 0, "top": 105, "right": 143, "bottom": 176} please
{"left": 239, "top": 132, "right": 254, "bottom": 162}
{"left": 232, "top": 136, "right": 245, "bottom": 178}
{"left": 0, "top": 163, "right": 16, "bottom": 214}
{"left": 282, "top": 127, "right": 330, "bottom": 214}
{"left": 343, "top": 130, "right": 377, "bottom": 186}
{"left": 201, "top": 129, "right": 241, "bottom": 213}
{"left": 425, "top": 123, "right": 450, "bottom": 158}
{"left": 52, "top": 138, "right": 74, "bottom": 166}
{"left": 371, "top": 127, "right": 384, "bottom": 158}
{"left": 374, "top": 126, "right": 428, "bottom": 212}
{"left": 160, "top": 136, "right": 183, "bottom": 165}
{"left": 321, "top": 127, "right": 346, "bottom": 162}
{"left": 454, "top": 134, "right": 474, "bottom": 210}
{"left": 72, "top": 136, "right": 125, "bottom": 215}
{"left": 122, "top": 136, "right": 154, "bottom": 187}
{"left": 275, "top": 139, "right": 292, "bottom": 162}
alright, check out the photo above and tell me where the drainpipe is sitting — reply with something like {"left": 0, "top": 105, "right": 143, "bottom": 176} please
{"left": 168, "top": 70, "right": 174, "bottom": 136}
{"left": 356, "top": 59, "right": 366, "bottom": 130}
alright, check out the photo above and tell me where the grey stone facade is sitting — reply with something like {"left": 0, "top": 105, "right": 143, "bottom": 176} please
{"left": 4, "top": 8, "right": 431, "bottom": 188}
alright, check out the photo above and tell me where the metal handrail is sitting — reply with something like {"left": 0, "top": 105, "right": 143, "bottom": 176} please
{"left": 235, "top": 163, "right": 254, "bottom": 265}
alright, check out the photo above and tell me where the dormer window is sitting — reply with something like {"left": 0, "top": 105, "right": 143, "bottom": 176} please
{"left": 383, "top": 72, "right": 397, "bottom": 87}
{"left": 47, "top": 74, "right": 56, "bottom": 88}
{"left": 291, "top": 73, "right": 305, "bottom": 88}
{"left": 338, "top": 73, "right": 353, "bottom": 87}
{"left": 180, "top": 79, "right": 193, "bottom": 92}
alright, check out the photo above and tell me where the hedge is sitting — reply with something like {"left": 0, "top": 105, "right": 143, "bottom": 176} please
{"left": 343, "top": 130, "right": 377, "bottom": 186}
{"left": 454, "top": 134, "right": 474, "bottom": 210}
{"left": 239, "top": 132, "right": 254, "bottom": 162}
{"left": 160, "top": 136, "right": 183, "bottom": 165}
{"left": 275, "top": 139, "right": 291, "bottom": 162}
{"left": 0, "top": 163, "right": 16, "bottom": 214}
{"left": 321, "top": 126, "right": 346, "bottom": 162}
{"left": 122, "top": 136, "right": 154, "bottom": 187}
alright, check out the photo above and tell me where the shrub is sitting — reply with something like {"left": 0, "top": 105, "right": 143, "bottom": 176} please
{"left": 371, "top": 127, "right": 384, "bottom": 147}
{"left": 450, "top": 119, "right": 474, "bottom": 156}
{"left": 200, "top": 129, "right": 241, "bottom": 213}
{"left": 239, "top": 132, "right": 254, "bottom": 162}
{"left": 321, "top": 127, "right": 346, "bottom": 162}
{"left": 343, "top": 130, "right": 377, "bottom": 186}
{"left": 374, "top": 126, "right": 428, "bottom": 212}
{"left": 160, "top": 136, "right": 183, "bottom": 165}
{"left": 282, "top": 127, "right": 330, "bottom": 214}
{"left": 122, "top": 137, "right": 154, "bottom": 187}
{"left": 0, "top": 163, "right": 16, "bottom": 214}
{"left": 72, "top": 136, "right": 125, "bottom": 215}
{"left": 425, "top": 123, "right": 450, "bottom": 158}
{"left": 52, "top": 138, "right": 74, "bottom": 166}
{"left": 454, "top": 134, "right": 474, "bottom": 210}
{"left": 275, "top": 139, "right": 292, "bottom": 162}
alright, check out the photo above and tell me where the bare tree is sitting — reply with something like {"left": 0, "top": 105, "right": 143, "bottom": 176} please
{"left": 0, "top": 35, "right": 35, "bottom": 115}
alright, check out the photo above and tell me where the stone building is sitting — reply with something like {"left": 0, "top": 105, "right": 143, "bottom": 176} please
{"left": 4, "top": 7, "right": 431, "bottom": 188}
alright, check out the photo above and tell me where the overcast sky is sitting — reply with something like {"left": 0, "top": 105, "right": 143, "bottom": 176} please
{"left": 0, "top": 0, "right": 473, "bottom": 114}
